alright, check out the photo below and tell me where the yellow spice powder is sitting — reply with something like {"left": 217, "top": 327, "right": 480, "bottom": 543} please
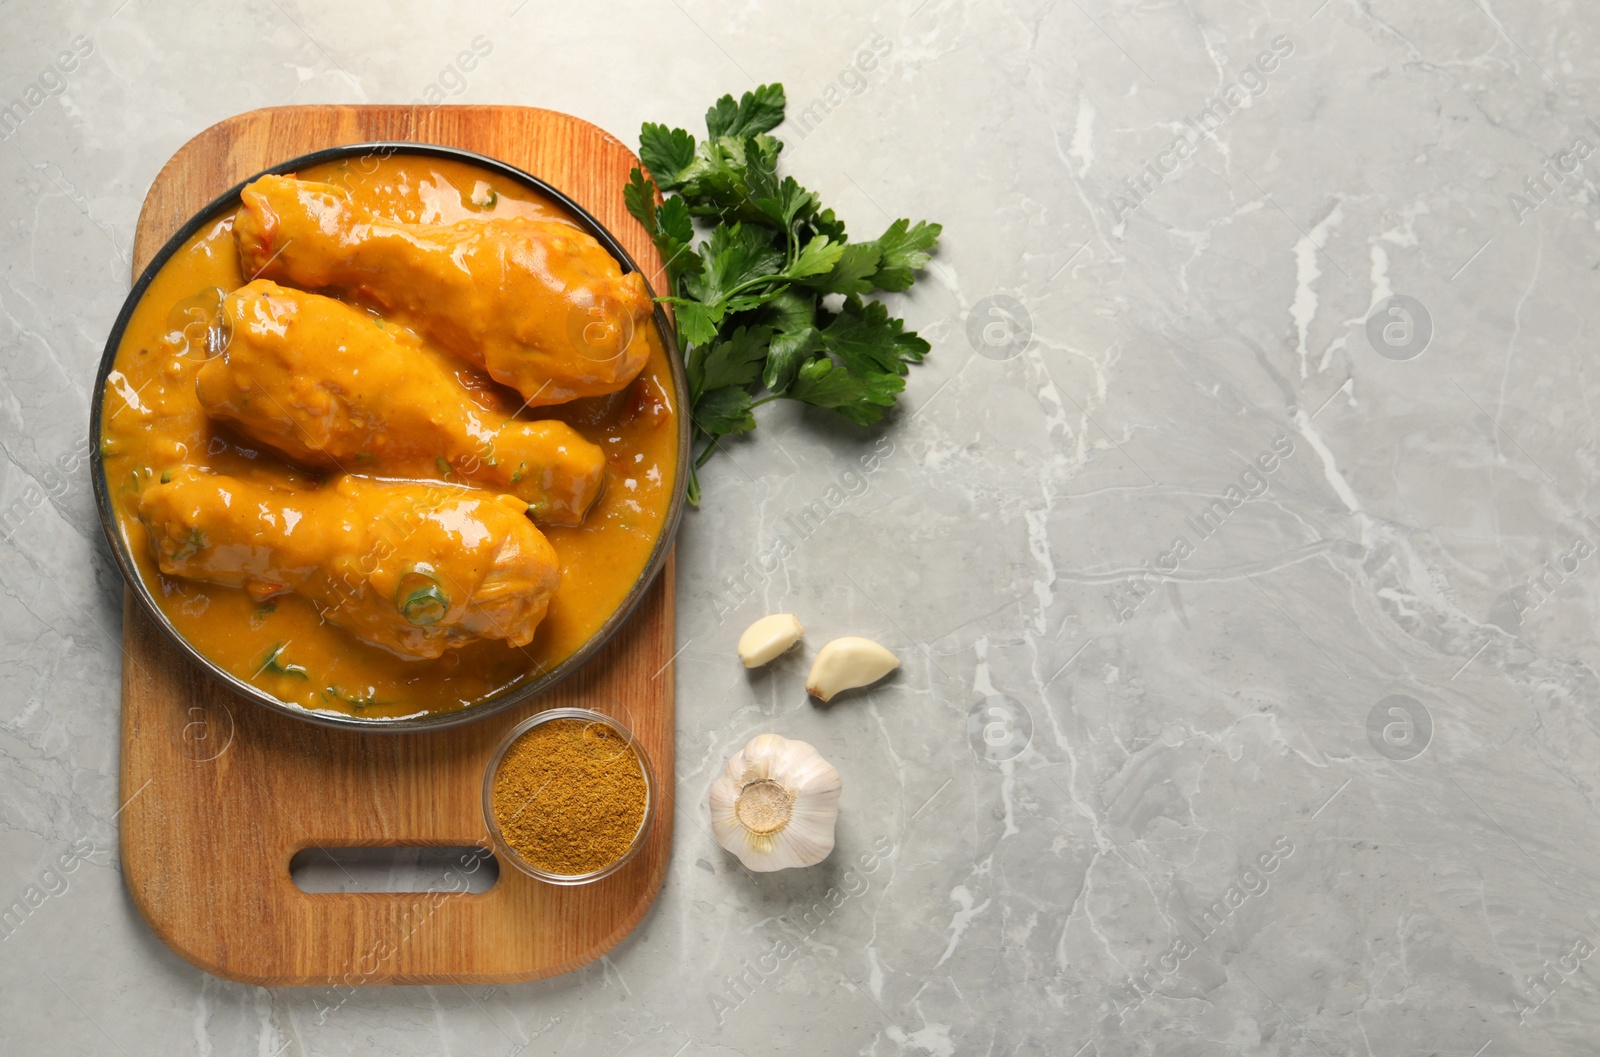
{"left": 491, "top": 718, "right": 648, "bottom": 875}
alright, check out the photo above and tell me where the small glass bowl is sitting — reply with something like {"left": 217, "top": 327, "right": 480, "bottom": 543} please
{"left": 481, "top": 707, "right": 655, "bottom": 886}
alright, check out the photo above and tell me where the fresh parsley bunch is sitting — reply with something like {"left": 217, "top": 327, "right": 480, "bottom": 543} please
{"left": 624, "top": 83, "right": 941, "bottom": 506}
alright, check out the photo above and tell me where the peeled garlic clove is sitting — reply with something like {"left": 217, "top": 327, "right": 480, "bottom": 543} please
{"left": 805, "top": 636, "right": 899, "bottom": 701}
{"left": 737, "top": 613, "right": 804, "bottom": 668}
{"left": 709, "top": 733, "right": 841, "bottom": 871}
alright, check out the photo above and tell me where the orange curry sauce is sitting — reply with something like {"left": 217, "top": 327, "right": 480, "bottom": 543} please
{"left": 99, "top": 155, "right": 677, "bottom": 720}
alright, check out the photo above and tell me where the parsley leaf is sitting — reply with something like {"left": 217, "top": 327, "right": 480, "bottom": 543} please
{"left": 753, "top": 176, "right": 819, "bottom": 232}
{"left": 819, "top": 296, "right": 930, "bottom": 377}
{"left": 804, "top": 241, "right": 882, "bottom": 295}
{"left": 811, "top": 207, "right": 848, "bottom": 242}
{"left": 705, "top": 84, "right": 787, "bottom": 139}
{"left": 665, "top": 297, "right": 721, "bottom": 348}
{"left": 761, "top": 287, "right": 817, "bottom": 333}
{"left": 630, "top": 84, "right": 941, "bottom": 505}
{"left": 692, "top": 326, "right": 770, "bottom": 398}
{"left": 639, "top": 122, "right": 698, "bottom": 190}
{"left": 623, "top": 167, "right": 655, "bottom": 229}
{"left": 788, "top": 358, "right": 904, "bottom": 426}
{"left": 786, "top": 235, "right": 846, "bottom": 280}
{"left": 695, "top": 385, "right": 758, "bottom": 435}
{"left": 655, "top": 195, "right": 700, "bottom": 279}
{"left": 625, "top": 169, "right": 701, "bottom": 281}
{"left": 763, "top": 324, "right": 820, "bottom": 394}
{"left": 685, "top": 222, "right": 784, "bottom": 305}
{"left": 866, "top": 218, "right": 943, "bottom": 291}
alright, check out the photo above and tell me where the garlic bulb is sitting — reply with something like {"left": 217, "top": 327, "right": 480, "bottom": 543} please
{"left": 709, "top": 734, "right": 841, "bottom": 871}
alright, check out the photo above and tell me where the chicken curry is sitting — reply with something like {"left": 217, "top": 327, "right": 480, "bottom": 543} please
{"left": 99, "top": 154, "right": 678, "bottom": 720}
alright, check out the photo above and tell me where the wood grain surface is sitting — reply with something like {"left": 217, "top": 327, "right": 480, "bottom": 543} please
{"left": 118, "top": 106, "right": 676, "bottom": 986}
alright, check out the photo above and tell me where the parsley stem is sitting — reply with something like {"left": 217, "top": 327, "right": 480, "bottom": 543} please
{"left": 720, "top": 272, "right": 789, "bottom": 303}
{"left": 694, "top": 434, "right": 725, "bottom": 468}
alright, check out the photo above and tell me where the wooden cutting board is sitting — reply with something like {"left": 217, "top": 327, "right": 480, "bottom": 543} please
{"left": 118, "top": 106, "right": 676, "bottom": 986}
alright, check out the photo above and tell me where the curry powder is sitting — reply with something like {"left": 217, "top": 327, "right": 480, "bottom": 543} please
{"left": 491, "top": 718, "right": 648, "bottom": 875}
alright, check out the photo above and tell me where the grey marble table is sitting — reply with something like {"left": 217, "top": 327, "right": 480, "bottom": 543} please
{"left": 4, "top": 0, "right": 1599, "bottom": 1053}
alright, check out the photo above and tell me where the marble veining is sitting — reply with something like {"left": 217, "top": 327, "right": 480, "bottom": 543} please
{"left": 5, "top": 0, "right": 1600, "bottom": 1053}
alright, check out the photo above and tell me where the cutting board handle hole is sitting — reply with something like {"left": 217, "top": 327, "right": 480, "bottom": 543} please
{"left": 290, "top": 846, "right": 498, "bottom": 894}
